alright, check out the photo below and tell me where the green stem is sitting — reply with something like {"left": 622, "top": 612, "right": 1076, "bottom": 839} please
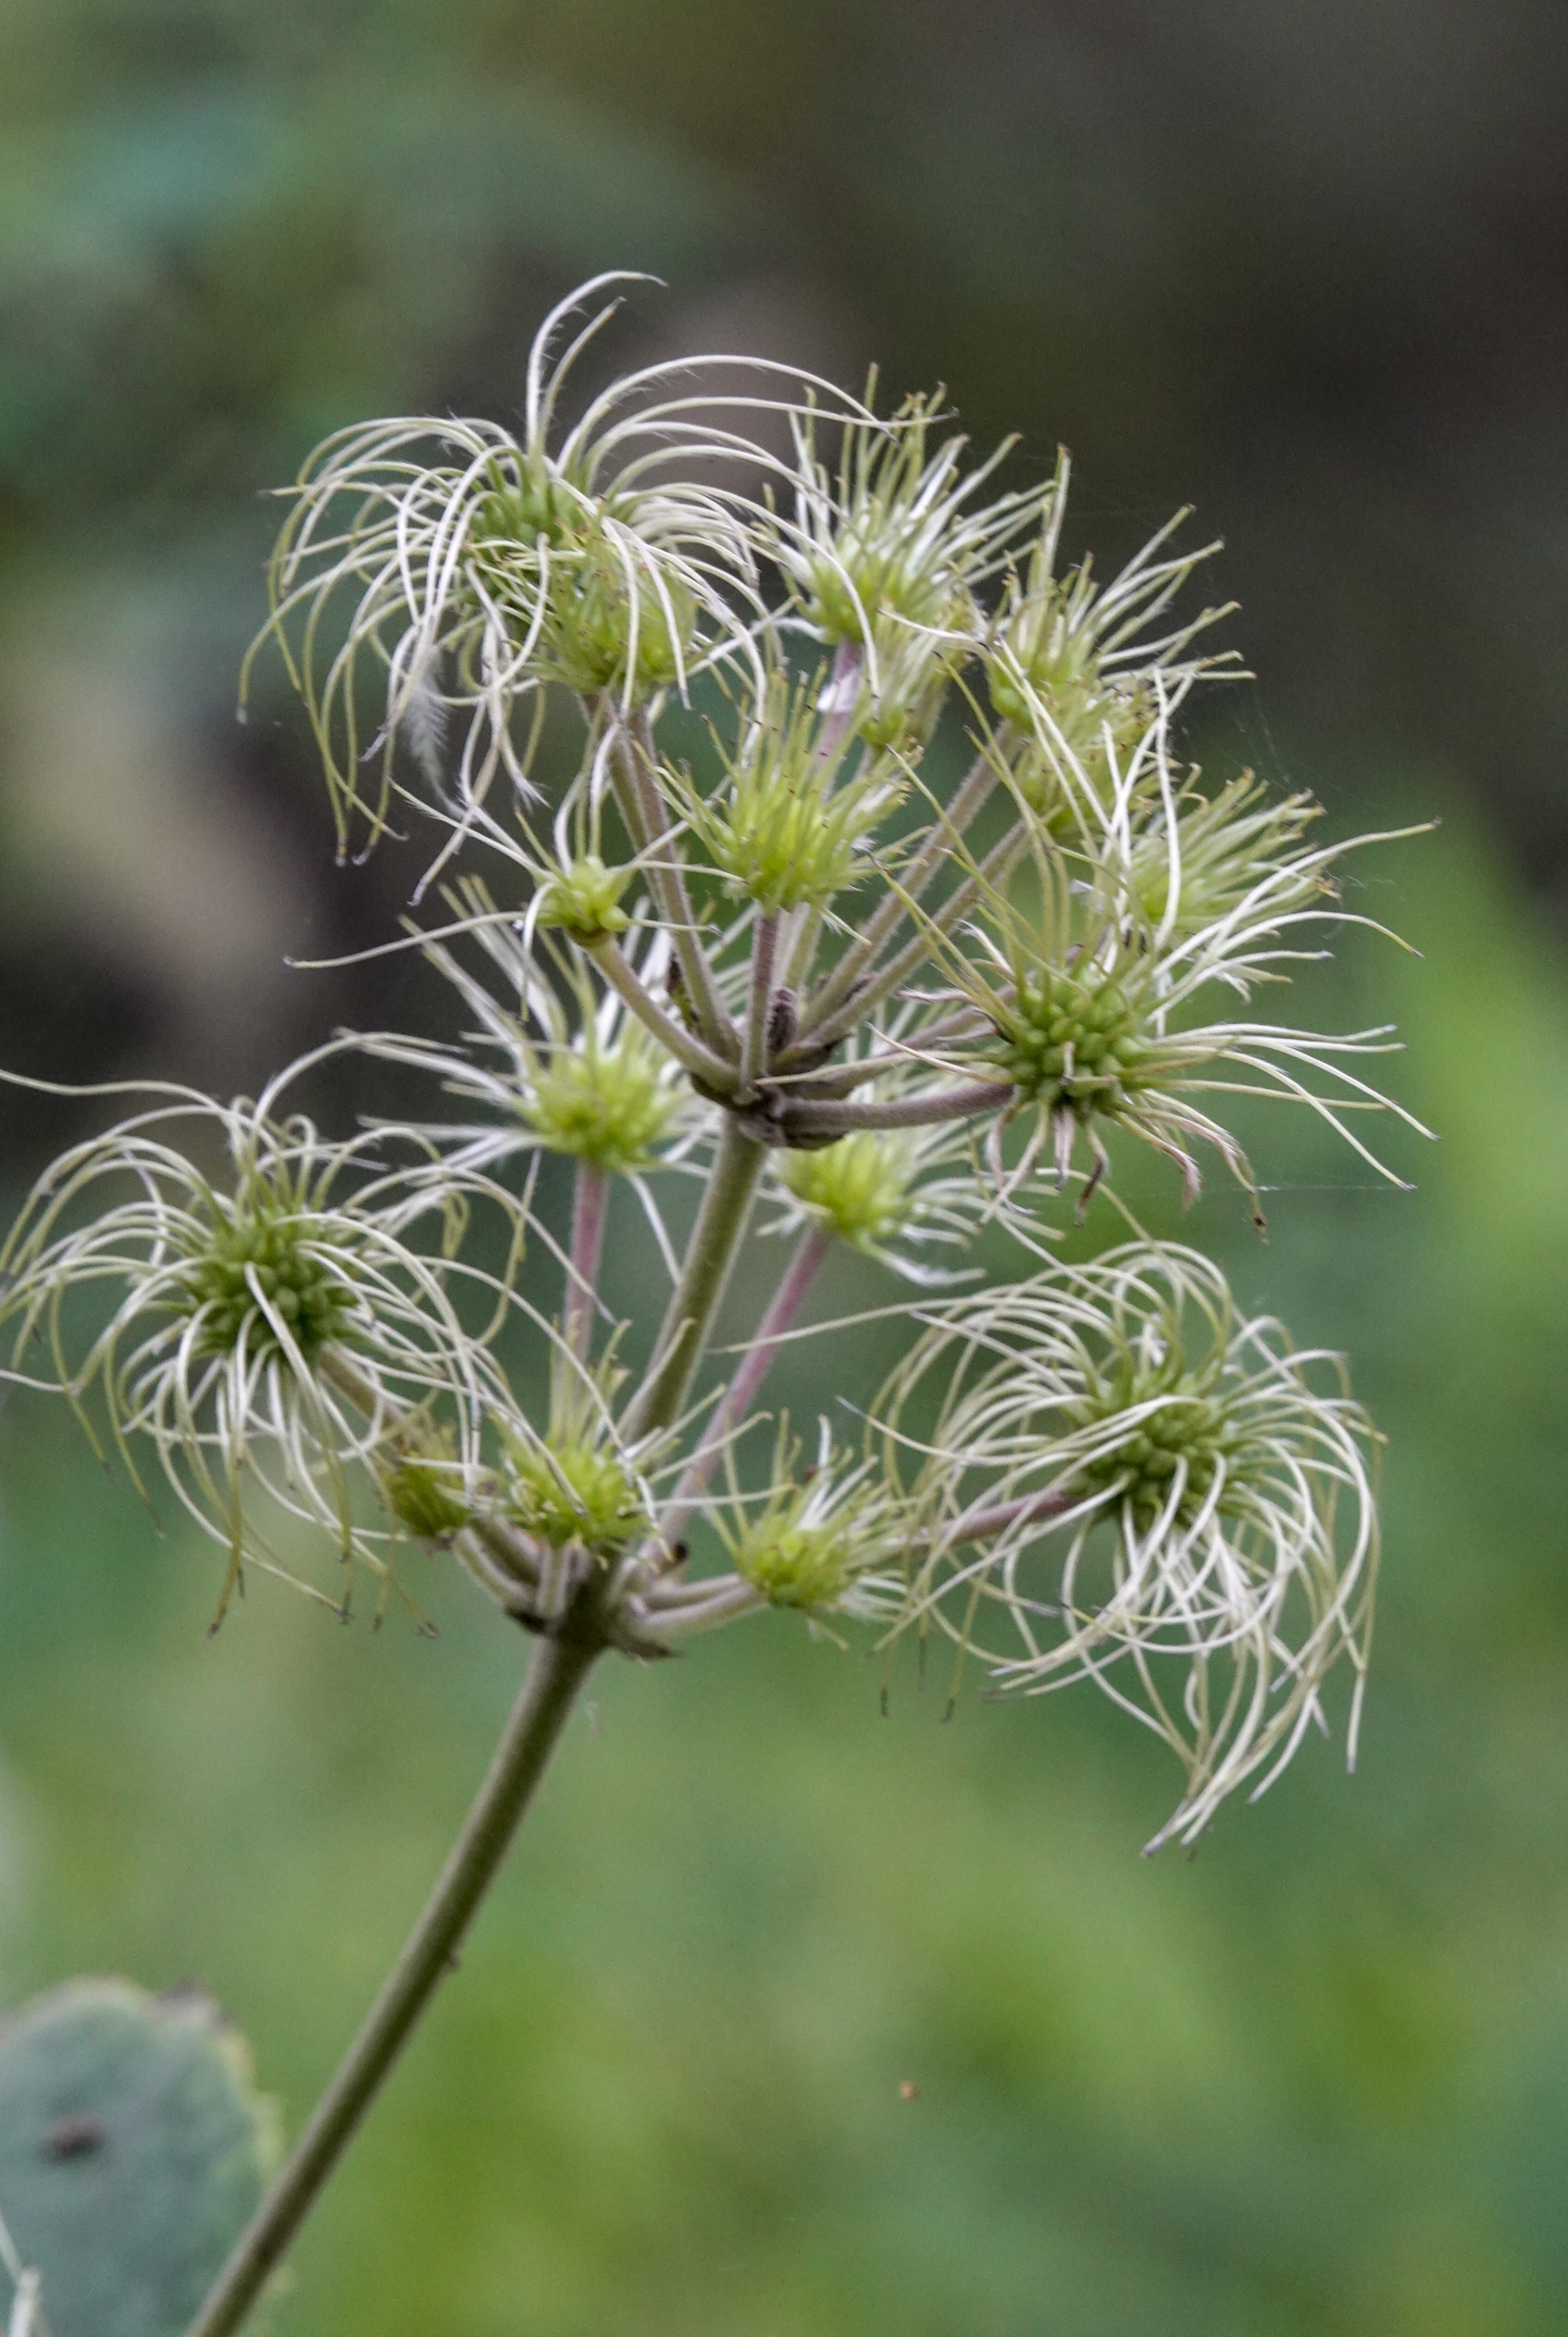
{"left": 184, "top": 1627, "right": 601, "bottom": 2337}
{"left": 622, "top": 1116, "right": 765, "bottom": 1444}
{"left": 660, "top": 1218, "right": 831, "bottom": 1545}
{"left": 564, "top": 1161, "right": 608, "bottom": 1365}
{"left": 799, "top": 815, "right": 1030, "bottom": 1055}
{"left": 740, "top": 910, "right": 778, "bottom": 1101}
{"left": 796, "top": 744, "right": 1000, "bottom": 1040}
{"left": 779, "top": 1080, "right": 1010, "bottom": 1140}
{"left": 604, "top": 711, "right": 734, "bottom": 1058}
{"left": 587, "top": 934, "right": 735, "bottom": 1091}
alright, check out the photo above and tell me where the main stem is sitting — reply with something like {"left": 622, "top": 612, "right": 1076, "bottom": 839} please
{"left": 621, "top": 1116, "right": 765, "bottom": 1445}
{"left": 185, "top": 1627, "right": 600, "bottom": 2337}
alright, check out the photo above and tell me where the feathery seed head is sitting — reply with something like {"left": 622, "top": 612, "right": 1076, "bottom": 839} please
{"left": 0, "top": 1065, "right": 519, "bottom": 1615}
{"left": 522, "top": 1035, "right": 678, "bottom": 1175}
{"left": 175, "top": 1183, "right": 362, "bottom": 1363}
{"left": 875, "top": 1245, "right": 1379, "bottom": 1847}
{"left": 716, "top": 1425, "right": 905, "bottom": 1620}
{"left": 768, "top": 391, "right": 1049, "bottom": 656}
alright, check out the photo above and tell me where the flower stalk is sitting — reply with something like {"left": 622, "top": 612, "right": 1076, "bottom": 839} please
{"left": 186, "top": 1621, "right": 603, "bottom": 2337}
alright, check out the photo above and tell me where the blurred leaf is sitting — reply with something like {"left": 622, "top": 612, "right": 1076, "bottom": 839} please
{"left": 0, "top": 1978, "right": 277, "bottom": 2337}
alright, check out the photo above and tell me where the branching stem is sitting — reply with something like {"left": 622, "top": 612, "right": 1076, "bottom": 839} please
{"left": 796, "top": 743, "right": 1000, "bottom": 1040}
{"left": 604, "top": 711, "right": 734, "bottom": 1056}
{"left": 740, "top": 911, "right": 778, "bottom": 1101}
{"left": 587, "top": 935, "right": 736, "bottom": 1091}
{"left": 802, "top": 815, "right": 1030, "bottom": 1053}
{"left": 781, "top": 1081, "right": 1010, "bottom": 1140}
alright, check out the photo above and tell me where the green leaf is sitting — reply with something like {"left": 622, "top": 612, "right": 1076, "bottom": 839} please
{"left": 0, "top": 1978, "right": 278, "bottom": 2337}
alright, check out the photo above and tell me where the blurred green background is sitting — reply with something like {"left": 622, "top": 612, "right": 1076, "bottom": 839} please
{"left": 3, "top": 3, "right": 1567, "bottom": 2330}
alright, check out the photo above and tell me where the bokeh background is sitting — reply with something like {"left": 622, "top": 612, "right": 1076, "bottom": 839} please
{"left": 3, "top": 3, "right": 1568, "bottom": 2330}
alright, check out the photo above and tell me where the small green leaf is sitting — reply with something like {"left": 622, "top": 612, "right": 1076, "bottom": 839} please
{"left": 0, "top": 1978, "right": 278, "bottom": 2337}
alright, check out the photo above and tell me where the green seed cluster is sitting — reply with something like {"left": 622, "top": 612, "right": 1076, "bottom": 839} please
{"left": 384, "top": 1450, "right": 472, "bottom": 1542}
{"left": 1073, "top": 1361, "right": 1249, "bottom": 1530}
{"left": 690, "top": 674, "right": 902, "bottom": 913}
{"left": 778, "top": 1133, "right": 914, "bottom": 1251}
{"left": 472, "top": 468, "right": 580, "bottom": 556}
{"left": 535, "top": 854, "right": 632, "bottom": 943}
{"left": 989, "top": 587, "right": 1151, "bottom": 806}
{"left": 179, "top": 1204, "right": 357, "bottom": 1362}
{"left": 523, "top": 1044, "right": 674, "bottom": 1175}
{"left": 997, "top": 972, "right": 1145, "bottom": 1106}
{"left": 470, "top": 494, "right": 697, "bottom": 704}
{"left": 736, "top": 1516, "right": 855, "bottom": 1610}
{"left": 542, "top": 541, "right": 696, "bottom": 701}
{"left": 506, "top": 1441, "right": 644, "bottom": 1554}
{"left": 703, "top": 770, "right": 864, "bottom": 912}
{"left": 803, "top": 531, "right": 947, "bottom": 644}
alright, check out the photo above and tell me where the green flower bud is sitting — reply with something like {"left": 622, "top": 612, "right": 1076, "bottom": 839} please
{"left": 683, "top": 671, "right": 903, "bottom": 914}
{"left": 470, "top": 462, "right": 583, "bottom": 557}
{"left": 383, "top": 1446, "right": 473, "bottom": 1543}
{"left": 777, "top": 1133, "right": 915, "bottom": 1253}
{"left": 522, "top": 1039, "right": 678, "bottom": 1175}
{"left": 989, "top": 578, "right": 1154, "bottom": 797}
{"left": 535, "top": 855, "right": 633, "bottom": 943}
{"left": 505, "top": 1439, "right": 645, "bottom": 1555}
{"left": 736, "top": 1513, "right": 859, "bottom": 1611}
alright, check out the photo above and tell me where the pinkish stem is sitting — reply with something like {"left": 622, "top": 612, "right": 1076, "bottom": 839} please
{"left": 661, "top": 1219, "right": 832, "bottom": 1544}
{"left": 564, "top": 1162, "right": 608, "bottom": 1363}
{"left": 815, "top": 639, "right": 865, "bottom": 759}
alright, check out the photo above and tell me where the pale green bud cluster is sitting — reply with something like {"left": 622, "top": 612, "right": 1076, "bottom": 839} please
{"left": 521, "top": 1035, "right": 677, "bottom": 1174}
{"left": 988, "top": 574, "right": 1152, "bottom": 776}
{"left": 535, "top": 855, "right": 632, "bottom": 943}
{"left": 683, "top": 675, "right": 903, "bottom": 913}
{"left": 777, "top": 392, "right": 1040, "bottom": 652}
{"left": 383, "top": 1444, "right": 473, "bottom": 1543}
{"left": 854, "top": 610, "right": 972, "bottom": 752}
{"left": 1126, "top": 775, "right": 1328, "bottom": 933}
{"left": 776, "top": 1133, "right": 916, "bottom": 1253}
{"left": 470, "top": 461, "right": 585, "bottom": 558}
{"left": 504, "top": 1438, "right": 645, "bottom": 1555}
{"left": 736, "top": 1508, "right": 860, "bottom": 1611}
{"left": 464, "top": 486, "right": 701, "bottom": 698}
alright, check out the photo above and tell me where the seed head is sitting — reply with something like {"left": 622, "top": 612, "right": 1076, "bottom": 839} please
{"left": 875, "top": 1245, "right": 1379, "bottom": 1849}
{"left": 768, "top": 391, "right": 1048, "bottom": 659}
{"left": 712, "top": 1422, "right": 905, "bottom": 1623}
{"left": 776, "top": 1133, "right": 918, "bottom": 1254}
